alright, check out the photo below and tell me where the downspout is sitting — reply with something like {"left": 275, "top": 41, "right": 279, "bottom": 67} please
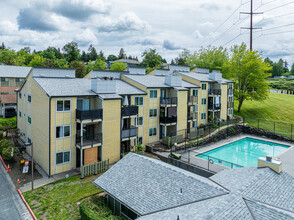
{"left": 49, "top": 97, "right": 51, "bottom": 177}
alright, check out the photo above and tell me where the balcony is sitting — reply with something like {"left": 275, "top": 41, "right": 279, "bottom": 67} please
{"left": 121, "top": 106, "right": 138, "bottom": 117}
{"left": 228, "top": 102, "right": 234, "bottom": 108}
{"left": 208, "top": 89, "right": 221, "bottom": 96}
{"left": 160, "top": 97, "right": 177, "bottom": 106}
{"left": 121, "top": 127, "right": 138, "bottom": 140}
{"left": 160, "top": 116, "right": 177, "bottom": 125}
{"left": 188, "top": 96, "right": 198, "bottom": 105}
{"left": 76, "top": 133, "right": 102, "bottom": 147}
{"left": 228, "top": 89, "right": 234, "bottom": 96}
{"left": 76, "top": 109, "right": 103, "bottom": 122}
{"left": 208, "top": 104, "right": 221, "bottom": 111}
{"left": 188, "top": 112, "right": 197, "bottom": 121}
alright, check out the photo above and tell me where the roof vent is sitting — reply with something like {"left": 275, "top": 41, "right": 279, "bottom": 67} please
{"left": 179, "top": 188, "right": 183, "bottom": 195}
{"left": 266, "top": 155, "right": 272, "bottom": 162}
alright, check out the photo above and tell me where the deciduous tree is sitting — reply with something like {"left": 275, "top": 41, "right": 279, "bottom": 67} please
{"left": 110, "top": 62, "right": 127, "bottom": 71}
{"left": 69, "top": 61, "right": 86, "bottom": 78}
{"left": 63, "top": 41, "right": 80, "bottom": 63}
{"left": 141, "top": 48, "right": 163, "bottom": 69}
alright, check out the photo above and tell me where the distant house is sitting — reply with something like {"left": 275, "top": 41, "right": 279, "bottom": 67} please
{"left": 0, "top": 65, "right": 32, "bottom": 117}
{"left": 93, "top": 153, "right": 294, "bottom": 220}
{"left": 109, "top": 59, "right": 141, "bottom": 68}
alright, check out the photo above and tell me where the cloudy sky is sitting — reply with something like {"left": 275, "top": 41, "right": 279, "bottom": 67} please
{"left": 0, "top": 0, "right": 294, "bottom": 63}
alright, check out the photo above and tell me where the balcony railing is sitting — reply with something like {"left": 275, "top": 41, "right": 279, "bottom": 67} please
{"left": 188, "top": 96, "right": 198, "bottom": 104}
{"left": 208, "top": 89, "right": 221, "bottom": 96}
{"left": 76, "top": 109, "right": 103, "bottom": 121}
{"left": 160, "top": 97, "right": 178, "bottom": 105}
{"left": 160, "top": 116, "right": 177, "bottom": 124}
{"left": 76, "top": 133, "right": 102, "bottom": 147}
{"left": 208, "top": 104, "right": 221, "bottom": 110}
{"left": 188, "top": 112, "right": 197, "bottom": 121}
{"left": 228, "top": 102, "right": 234, "bottom": 108}
{"left": 228, "top": 89, "right": 234, "bottom": 96}
{"left": 121, "top": 106, "right": 138, "bottom": 117}
{"left": 121, "top": 127, "right": 138, "bottom": 139}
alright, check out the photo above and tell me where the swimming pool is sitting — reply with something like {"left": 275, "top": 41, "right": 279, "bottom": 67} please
{"left": 197, "top": 138, "right": 290, "bottom": 168}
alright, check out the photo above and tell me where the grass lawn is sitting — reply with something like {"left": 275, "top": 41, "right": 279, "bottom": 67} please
{"left": 234, "top": 93, "right": 294, "bottom": 124}
{"left": 23, "top": 175, "right": 103, "bottom": 220}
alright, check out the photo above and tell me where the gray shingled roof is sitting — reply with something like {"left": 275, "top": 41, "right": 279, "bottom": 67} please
{"left": 124, "top": 75, "right": 199, "bottom": 88}
{"left": 0, "top": 65, "right": 32, "bottom": 78}
{"left": 179, "top": 72, "right": 233, "bottom": 83}
{"left": 34, "top": 78, "right": 145, "bottom": 97}
{"left": 33, "top": 67, "right": 76, "bottom": 78}
{"left": 93, "top": 153, "right": 228, "bottom": 216}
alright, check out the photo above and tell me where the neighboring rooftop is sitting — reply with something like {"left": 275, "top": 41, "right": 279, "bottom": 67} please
{"left": 90, "top": 69, "right": 129, "bottom": 79}
{"left": 0, "top": 87, "right": 20, "bottom": 93}
{"left": 93, "top": 154, "right": 294, "bottom": 219}
{"left": 0, "top": 94, "right": 17, "bottom": 104}
{"left": 0, "top": 65, "right": 32, "bottom": 78}
{"left": 33, "top": 67, "right": 76, "bottom": 78}
{"left": 124, "top": 74, "right": 199, "bottom": 89}
{"left": 93, "top": 153, "right": 228, "bottom": 216}
{"left": 113, "top": 59, "right": 140, "bottom": 65}
{"left": 179, "top": 71, "right": 233, "bottom": 83}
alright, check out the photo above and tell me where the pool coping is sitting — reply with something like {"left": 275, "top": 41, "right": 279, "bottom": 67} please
{"left": 185, "top": 134, "right": 293, "bottom": 172}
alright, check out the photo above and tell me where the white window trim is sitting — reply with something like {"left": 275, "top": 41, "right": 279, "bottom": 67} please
{"left": 134, "top": 96, "right": 144, "bottom": 106}
{"left": 201, "top": 83, "right": 207, "bottom": 90}
{"left": 138, "top": 136, "right": 143, "bottom": 145}
{"left": 149, "top": 89, "right": 158, "bottom": 99}
{"left": 56, "top": 125, "right": 71, "bottom": 139}
{"left": 149, "top": 127, "right": 157, "bottom": 137}
{"left": 228, "top": 108, "right": 233, "bottom": 115}
{"left": 201, "top": 113, "right": 206, "bottom": 120}
{"left": 27, "top": 116, "right": 32, "bottom": 125}
{"left": 201, "top": 98, "right": 207, "bottom": 105}
{"left": 19, "top": 110, "right": 21, "bottom": 118}
{"left": 27, "top": 136, "right": 31, "bottom": 144}
{"left": 56, "top": 99, "right": 71, "bottom": 112}
{"left": 149, "top": 108, "right": 157, "bottom": 118}
{"left": 19, "top": 92, "right": 22, "bottom": 99}
{"left": 136, "top": 116, "right": 144, "bottom": 126}
{"left": 192, "top": 89, "right": 198, "bottom": 97}
{"left": 56, "top": 151, "right": 71, "bottom": 165}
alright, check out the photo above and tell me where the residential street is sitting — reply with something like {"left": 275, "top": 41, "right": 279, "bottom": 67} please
{"left": 0, "top": 162, "right": 32, "bottom": 220}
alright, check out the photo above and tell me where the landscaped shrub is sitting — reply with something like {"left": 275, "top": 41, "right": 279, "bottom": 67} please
{"left": 80, "top": 195, "right": 123, "bottom": 220}
{"left": 0, "top": 117, "right": 17, "bottom": 128}
{"left": 2, "top": 146, "right": 15, "bottom": 161}
{"left": 0, "top": 139, "right": 10, "bottom": 153}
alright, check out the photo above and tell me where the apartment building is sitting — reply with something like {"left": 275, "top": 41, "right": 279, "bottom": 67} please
{"left": 0, "top": 65, "right": 32, "bottom": 117}
{"left": 17, "top": 65, "right": 233, "bottom": 176}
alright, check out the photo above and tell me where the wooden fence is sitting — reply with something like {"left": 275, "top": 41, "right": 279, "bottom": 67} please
{"left": 81, "top": 159, "right": 109, "bottom": 178}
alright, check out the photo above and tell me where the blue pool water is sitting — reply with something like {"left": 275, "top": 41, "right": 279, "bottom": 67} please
{"left": 197, "top": 138, "right": 290, "bottom": 168}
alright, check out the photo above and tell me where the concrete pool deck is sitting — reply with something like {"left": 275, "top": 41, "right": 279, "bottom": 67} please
{"left": 179, "top": 134, "right": 294, "bottom": 176}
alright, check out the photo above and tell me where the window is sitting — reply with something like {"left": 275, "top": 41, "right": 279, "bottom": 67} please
{"left": 1, "top": 78, "right": 8, "bottom": 82}
{"left": 192, "top": 105, "right": 197, "bottom": 112}
{"left": 134, "top": 97, "right": 143, "bottom": 106}
{"left": 138, "top": 136, "right": 143, "bottom": 145}
{"left": 27, "top": 116, "right": 31, "bottom": 124}
{"left": 201, "top": 98, "right": 206, "bottom": 105}
{"left": 228, "top": 108, "right": 233, "bottom": 115}
{"left": 192, "top": 89, "right": 198, "bottom": 97}
{"left": 136, "top": 117, "right": 143, "bottom": 126}
{"left": 56, "top": 125, "right": 71, "bottom": 138}
{"left": 19, "top": 111, "right": 21, "bottom": 117}
{"left": 150, "top": 89, "right": 158, "bottom": 99}
{"left": 149, "top": 109, "right": 157, "bottom": 117}
{"left": 228, "top": 83, "right": 233, "bottom": 89}
{"left": 57, "top": 100, "right": 71, "bottom": 112}
{"left": 229, "top": 96, "right": 233, "bottom": 102}
{"left": 56, "top": 151, "right": 70, "bottom": 165}
{"left": 192, "top": 121, "right": 197, "bottom": 128}
{"left": 27, "top": 137, "right": 31, "bottom": 144}
{"left": 19, "top": 93, "right": 22, "bottom": 99}
{"left": 28, "top": 95, "right": 31, "bottom": 103}
{"left": 15, "top": 78, "right": 23, "bottom": 82}
{"left": 149, "top": 127, "right": 157, "bottom": 136}
{"left": 201, "top": 83, "right": 207, "bottom": 90}
{"left": 201, "top": 113, "right": 206, "bottom": 120}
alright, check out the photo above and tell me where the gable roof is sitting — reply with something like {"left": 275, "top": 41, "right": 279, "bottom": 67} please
{"left": 0, "top": 87, "right": 19, "bottom": 93}
{"left": 0, "top": 94, "right": 17, "bottom": 104}
{"left": 179, "top": 72, "right": 233, "bottom": 83}
{"left": 0, "top": 65, "right": 32, "bottom": 78}
{"left": 93, "top": 153, "right": 228, "bottom": 216}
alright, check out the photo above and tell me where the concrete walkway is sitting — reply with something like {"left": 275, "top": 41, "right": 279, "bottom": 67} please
{"left": 276, "top": 146, "right": 294, "bottom": 176}
{"left": 0, "top": 161, "right": 32, "bottom": 220}
{"left": 20, "top": 169, "right": 80, "bottom": 193}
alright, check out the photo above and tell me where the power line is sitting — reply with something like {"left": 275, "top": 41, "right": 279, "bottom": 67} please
{"left": 263, "top": 23, "right": 294, "bottom": 31}
{"left": 264, "top": 1, "right": 294, "bottom": 12}
{"left": 223, "top": 33, "right": 243, "bottom": 46}
{"left": 260, "top": 0, "right": 279, "bottom": 6}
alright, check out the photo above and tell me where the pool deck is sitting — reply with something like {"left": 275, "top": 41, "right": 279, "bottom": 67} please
{"left": 180, "top": 134, "right": 294, "bottom": 176}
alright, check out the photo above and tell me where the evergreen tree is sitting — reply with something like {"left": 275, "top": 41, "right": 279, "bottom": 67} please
{"left": 88, "top": 44, "right": 98, "bottom": 61}
{"left": 98, "top": 50, "right": 106, "bottom": 62}
{"left": 118, "top": 48, "right": 126, "bottom": 59}
{"left": 0, "top": 42, "right": 5, "bottom": 50}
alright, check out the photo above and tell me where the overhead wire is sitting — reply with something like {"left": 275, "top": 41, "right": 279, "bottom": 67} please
{"left": 264, "top": 1, "right": 294, "bottom": 12}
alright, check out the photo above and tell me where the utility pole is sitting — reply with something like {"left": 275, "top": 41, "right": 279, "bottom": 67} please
{"left": 240, "top": 0, "right": 263, "bottom": 50}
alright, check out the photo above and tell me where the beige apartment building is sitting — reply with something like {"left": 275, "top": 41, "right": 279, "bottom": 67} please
{"left": 17, "top": 65, "right": 234, "bottom": 176}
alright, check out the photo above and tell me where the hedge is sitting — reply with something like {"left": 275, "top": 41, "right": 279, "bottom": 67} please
{"left": 80, "top": 195, "right": 123, "bottom": 220}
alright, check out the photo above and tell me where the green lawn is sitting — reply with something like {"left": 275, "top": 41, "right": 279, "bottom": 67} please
{"left": 234, "top": 93, "right": 294, "bottom": 138}
{"left": 234, "top": 93, "right": 294, "bottom": 124}
{"left": 23, "top": 175, "right": 102, "bottom": 220}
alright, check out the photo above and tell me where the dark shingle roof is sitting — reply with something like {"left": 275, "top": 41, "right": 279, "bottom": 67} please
{"left": 93, "top": 153, "right": 228, "bottom": 216}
